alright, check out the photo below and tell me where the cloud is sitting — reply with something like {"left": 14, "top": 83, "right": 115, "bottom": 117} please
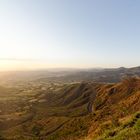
{"left": 0, "top": 58, "right": 37, "bottom": 61}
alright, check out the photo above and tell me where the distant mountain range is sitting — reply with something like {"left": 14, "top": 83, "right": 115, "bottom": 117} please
{"left": 0, "top": 66, "right": 140, "bottom": 84}
{"left": 35, "top": 66, "right": 140, "bottom": 83}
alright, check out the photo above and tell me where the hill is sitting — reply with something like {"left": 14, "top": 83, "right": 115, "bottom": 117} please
{"left": 0, "top": 77, "right": 139, "bottom": 139}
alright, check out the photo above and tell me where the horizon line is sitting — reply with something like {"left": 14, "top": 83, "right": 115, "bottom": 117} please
{"left": 0, "top": 66, "right": 139, "bottom": 72}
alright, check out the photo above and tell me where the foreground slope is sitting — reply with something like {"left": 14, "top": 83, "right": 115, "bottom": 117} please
{"left": 88, "top": 77, "right": 140, "bottom": 140}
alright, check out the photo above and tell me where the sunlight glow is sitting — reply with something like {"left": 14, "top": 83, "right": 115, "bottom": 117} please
{"left": 0, "top": 0, "right": 140, "bottom": 70}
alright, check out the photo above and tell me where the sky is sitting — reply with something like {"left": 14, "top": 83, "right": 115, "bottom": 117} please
{"left": 0, "top": 0, "right": 140, "bottom": 70}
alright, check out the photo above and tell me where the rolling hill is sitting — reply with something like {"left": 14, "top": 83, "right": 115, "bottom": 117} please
{"left": 0, "top": 76, "right": 139, "bottom": 139}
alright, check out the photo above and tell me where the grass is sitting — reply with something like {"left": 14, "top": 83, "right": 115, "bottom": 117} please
{"left": 45, "top": 114, "right": 94, "bottom": 140}
{"left": 93, "top": 112, "right": 140, "bottom": 140}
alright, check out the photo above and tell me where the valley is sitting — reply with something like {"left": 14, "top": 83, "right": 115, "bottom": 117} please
{"left": 0, "top": 67, "right": 140, "bottom": 139}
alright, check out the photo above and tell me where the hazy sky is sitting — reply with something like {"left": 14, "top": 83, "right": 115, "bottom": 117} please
{"left": 0, "top": 0, "right": 140, "bottom": 70}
